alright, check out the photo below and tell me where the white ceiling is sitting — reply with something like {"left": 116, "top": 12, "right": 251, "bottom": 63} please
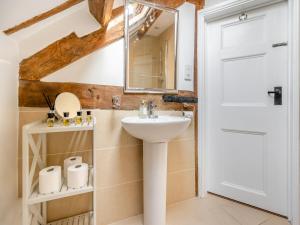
{"left": 0, "top": 0, "right": 125, "bottom": 31}
{"left": 146, "top": 11, "right": 175, "bottom": 37}
{"left": 0, "top": 0, "right": 67, "bottom": 30}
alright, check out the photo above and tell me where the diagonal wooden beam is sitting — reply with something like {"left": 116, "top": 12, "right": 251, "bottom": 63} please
{"left": 19, "top": 23, "right": 123, "bottom": 81}
{"left": 88, "top": 0, "right": 114, "bottom": 27}
{"left": 186, "top": 0, "right": 204, "bottom": 10}
{"left": 4, "top": 0, "right": 84, "bottom": 35}
{"left": 19, "top": 7, "right": 124, "bottom": 81}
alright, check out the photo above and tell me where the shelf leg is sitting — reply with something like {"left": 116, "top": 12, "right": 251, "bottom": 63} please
{"left": 41, "top": 134, "right": 47, "bottom": 224}
{"left": 22, "top": 130, "right": 30, "bottom": 225}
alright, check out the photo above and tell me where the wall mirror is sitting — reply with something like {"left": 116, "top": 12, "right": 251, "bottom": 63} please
{"left": 124, "top": 0, "right": 179, "bottom": 93}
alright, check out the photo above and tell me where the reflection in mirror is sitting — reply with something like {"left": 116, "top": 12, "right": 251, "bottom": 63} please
{"left": 125, "top": 0, "right": 178, "bottom": 93}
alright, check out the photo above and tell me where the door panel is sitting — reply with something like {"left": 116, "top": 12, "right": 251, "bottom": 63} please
{"left": 206, "top": 2, "right": 288, "bottom": 215}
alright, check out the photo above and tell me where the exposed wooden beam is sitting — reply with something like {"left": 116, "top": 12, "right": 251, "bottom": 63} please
{"left": 19, "top": 80, "right": 195, "bottom": 109}
{"left": 4, "top": 0, "right": 84, "bottom": 35}
{"left": 187, "top": 0, "right": 204, "bottom": 10}
{"left": 19, "top": 7, "right": 124, "bottom": 81}
{"left": 88, "top": 0, "right": 114, "bottom": 27}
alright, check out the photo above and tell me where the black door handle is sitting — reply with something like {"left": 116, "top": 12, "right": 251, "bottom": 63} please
{"left": 268, "top": 87, "right": 282, "bottom": 105}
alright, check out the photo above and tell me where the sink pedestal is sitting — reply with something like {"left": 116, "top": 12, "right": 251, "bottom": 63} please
{"left": 143, "top": 141, "right": 168, "bottom": 225}
{"left": 121, "top": 116, "right": 191, "bottom": 225}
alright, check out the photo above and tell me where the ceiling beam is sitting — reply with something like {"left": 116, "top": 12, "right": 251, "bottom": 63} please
{"left": 88, "top": 0, "right": 114, "bottom": 27}
{"left": 19, "top": 7, "right": 124, "bottom": 81}
{"left": 4, "top": 0, "right": 83, "bottom": 35}
{"left": 186, "top": 0, "right": 204, "bottom": 9}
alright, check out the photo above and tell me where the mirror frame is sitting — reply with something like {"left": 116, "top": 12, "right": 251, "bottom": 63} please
{"left": 124, "top": 0, "right": 179, "bottom": 94}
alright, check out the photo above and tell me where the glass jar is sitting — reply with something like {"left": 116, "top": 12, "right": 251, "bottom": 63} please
{"left": 75, "top": 111, "right": 83, "bottom": 125}
{"left": 86, "top": 111, "right": 92, "bottom": 124}
{"left": 47, "top": 112, "right": 55, "bottom": 127}
{"left": 63, "top": 112, "right": 70, "bottom": 126}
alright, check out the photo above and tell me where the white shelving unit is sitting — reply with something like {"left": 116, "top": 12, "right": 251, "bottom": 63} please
{"left": 22, "top": 120, "right": 96, "bottom": 225}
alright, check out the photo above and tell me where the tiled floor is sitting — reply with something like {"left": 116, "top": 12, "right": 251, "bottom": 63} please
{"left": 109, "top": 194, "right": 290, "bottom": 225}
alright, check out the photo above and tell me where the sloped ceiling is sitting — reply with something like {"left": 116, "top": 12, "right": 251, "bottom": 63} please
{"left": 0, "top": 0, "right": 68, "bottom": 30}
{"left": 0, "top": 0, "right": 124, "bottom": 31}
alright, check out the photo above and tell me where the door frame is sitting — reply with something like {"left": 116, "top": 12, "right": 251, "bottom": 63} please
{"left": 197, "top": 0, "right": 299, "bottom": 224}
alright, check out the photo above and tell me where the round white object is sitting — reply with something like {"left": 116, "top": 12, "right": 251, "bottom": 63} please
{"left": 55, "top": 92, "right": 81, "bottom": 118}
{"left": 39, "top": 166, "right": 61, "bottom": 194}
{"left": 63, "top": 156, "right": 82, "bottom": 179}
{"left": 67, "top": 163, "right": 88, "bottom": 189}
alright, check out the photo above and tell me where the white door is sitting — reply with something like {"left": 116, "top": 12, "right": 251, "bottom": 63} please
{"left": 206, "top": 2, "right": 288, "bottom": 215}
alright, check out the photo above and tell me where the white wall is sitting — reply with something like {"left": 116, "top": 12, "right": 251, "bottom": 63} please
{"left": 10, "top": 1, "right": 100, "bottom": 60}
{"left": 0, "top": 32, "right": 20, "bottom": 225}
{"left": 0, "top": 0, "right": 67, "bottom": 30}
{"left": 205, "top": 0, "right": 228, "bottom": 7}
{"left": 177, "top": 2, "right": 195, "bottom": 91}
{"left": 42, "top": 39, "right": 125, "bottom": 86}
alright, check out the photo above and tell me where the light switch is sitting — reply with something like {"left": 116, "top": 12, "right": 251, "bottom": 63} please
{"left": 184, "top": 65, "right": 193, "bottom": 81}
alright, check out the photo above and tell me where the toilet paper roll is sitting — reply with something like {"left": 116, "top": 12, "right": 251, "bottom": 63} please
{"left": 39, "top": 166, "right": 62, "bottom": 194}
{"left": 64, "top": 156, "right": 82, "bottom": 179}
{"left": 67, "top": 163, "right": 88, "bottom": 189}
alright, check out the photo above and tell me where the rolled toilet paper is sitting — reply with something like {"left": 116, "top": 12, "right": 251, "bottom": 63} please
{"left": 67, "top": 163, "right": 88, "bottom": 189}
{"left": 64, "top": 156, "right": 82, "bottom": 179}
{"left": 39, "top": 166, "right": 62, "bottom": 194}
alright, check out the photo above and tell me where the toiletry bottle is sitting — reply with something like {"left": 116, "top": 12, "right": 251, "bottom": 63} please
{"left": 63, "top": 112, "right": 70, "bottom": 126}
{"left": 47, "top": 112, "right": 55, "bottom": 127}
{"left": 139, "top": 100, "right": 148, "bottom": 118}
{"left": 75, "top": 111, "right": 83, "bottom": 125}
{"left": 86, "top": 111, "right": 93, "bottom": 124}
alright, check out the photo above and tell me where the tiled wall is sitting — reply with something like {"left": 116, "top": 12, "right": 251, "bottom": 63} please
{"left": 19, "top": 108, "right": 196, "bottom": 225}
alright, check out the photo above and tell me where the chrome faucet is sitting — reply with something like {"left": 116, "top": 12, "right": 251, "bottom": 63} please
{"left": 147, "top": 100, "right": 158, "bottom": 118}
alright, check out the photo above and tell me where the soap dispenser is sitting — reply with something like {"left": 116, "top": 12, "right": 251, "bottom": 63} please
{"left": 139, "top": 100, "right": 148, "bottom": 118}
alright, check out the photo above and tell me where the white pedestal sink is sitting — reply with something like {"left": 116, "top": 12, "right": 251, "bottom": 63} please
{"left": 121, "top": 116, "right": 191, "bottom": 225}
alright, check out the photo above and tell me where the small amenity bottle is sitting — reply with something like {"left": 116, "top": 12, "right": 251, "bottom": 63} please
{"left": 63, "top": 112, "right": 70, "bottom": 126}
{"left": 47, "top": 112, "right": 55, "bottom": 127}
{"left": 75, "top": 111, "right": 83, "bottom": 125}
{"left": 139, "top": 100, "right": 148, "bottom": 118}
{"left": 86, "top": 111, "right": 92, "bottom": 124}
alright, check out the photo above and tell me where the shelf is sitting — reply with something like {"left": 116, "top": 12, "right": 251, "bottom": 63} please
{"left": 48, "top": 211, "right": 93, "bottom": 225}
{"left": 28, "top": 183, "right": 94, "bottom": 205}
{"left": 25, "top": 120, "right": 95, "bottom": 134}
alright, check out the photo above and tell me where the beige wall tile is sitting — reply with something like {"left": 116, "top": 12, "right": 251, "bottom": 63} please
{"left": 167, "top": 169, "right": 196, "bottom": 205}
{"left": 95, "top": 145, "right": 143, "bottom": 188}
{"left": 18, "top": 108, "right": 48, "bottom": 158}
{"left": 95, "top": 181, "right": 143, "bottom": 225}
{"left": 47, "top": 193, "right": 93, "bottom": 222}
{"left": 93, "top": 110, "right": 142, "bottom": 149}
{"left": 168, "top": 139, "right": 195, "bottom": 172}
{"left": 47, "top": 131, "right": 93, "bottom": 155}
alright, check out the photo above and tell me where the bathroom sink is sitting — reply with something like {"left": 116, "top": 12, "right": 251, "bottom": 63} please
{"left": 121, "top": 115, "right": 191, "bottom": 225}
{"left": 121, "top": 115, "right": 191, "bottom": 143}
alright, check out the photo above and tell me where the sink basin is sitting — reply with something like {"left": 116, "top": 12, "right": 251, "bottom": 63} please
{"left": 121, "top": 115, "right": 191, "bottom": 225}
{"left": 121, "top": 115, "right": 191, "bottom": 142}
